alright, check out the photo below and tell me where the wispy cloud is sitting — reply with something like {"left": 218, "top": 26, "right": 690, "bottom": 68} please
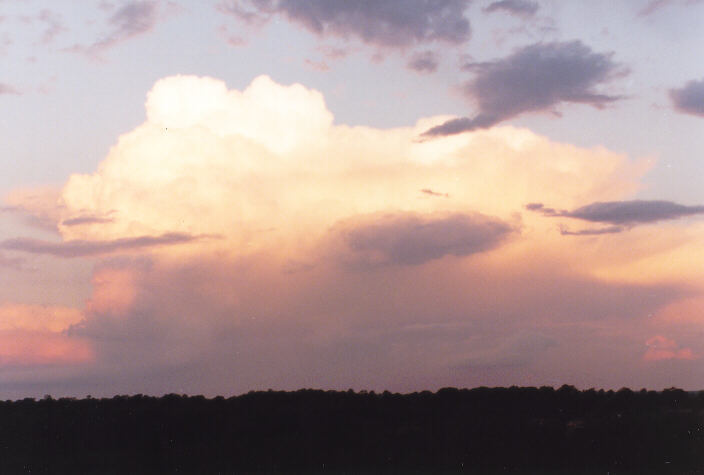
{"left": 0, "top": 232, "right": 205, "bottom": 258}
{"left": 68, "top": 1, "right": 160, "bottom": 58}
{"left": 423, "top": 41, "right": 624, "bottom": 137}
{"left": 670, "top": 78, "right": 704, "bottom": 117}
{"left": 528, "top": 200, "right": 704, "bottom": 233}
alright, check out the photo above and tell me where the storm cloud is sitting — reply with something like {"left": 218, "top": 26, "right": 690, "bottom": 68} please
{"left": 528, "top": 200, "right": 704, "bottom": 228}
{"left": 423, "top": 41, "right": 623, "bottom": 137}
{"left": 334, "top": 212, "right": 514, "bottom": 267}
{"left": 670, "top": 78, "right": 704, "bottom": 117}
{"left": 219, "top": 0, "right": 471, "bottom": 48}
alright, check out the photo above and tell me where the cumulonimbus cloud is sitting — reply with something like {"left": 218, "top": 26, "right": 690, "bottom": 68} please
{"left": 484, "top": 0, "right": 540, "bottom": 17}
{"left": 10, "top": 74, "right": 700, "bottom": 393}
{"left": 670, "top": 78, "right": 704, "bottom": 117}
{"left": 423, "top": 41, "right": 624, "bottom": 137}
{"left": 218, "top": 0, "right": 472, "bottom": 48}
{"left": 528, "top": 200, "right": 704, "bottom": 230}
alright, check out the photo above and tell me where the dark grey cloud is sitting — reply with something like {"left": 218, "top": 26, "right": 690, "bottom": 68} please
{"left": 0, "top": 232, "right": 204, "bottom": 258}
{"left": 423, "top": 41, "right": 624, "bottom": 137}
{"left": 68, "top": 1, "right": 159, "bottom": 57}
{"left": 528, "top": 200, "right": 704, "bottom": 228}
{"left": 219, "top": 0, "right": 471, "bottom": 48}
{"left": 484, "top": 0, "right": 539, "bottom": 17}
{"left": 0, "top": 83, "right": 20, "bottom": 95}
{"left": 335, "top": 212, "right": 514, "bottom": 267}
{"left": 670, "top": 78, "right": 704, "bottom": 117}
{"left": 407, "top": 50, "right": 440, "bottom": 73}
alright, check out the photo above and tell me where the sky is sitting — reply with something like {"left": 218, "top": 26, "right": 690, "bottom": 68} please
{"left": 0, "top": 0, "right": 704, "bottom": 398}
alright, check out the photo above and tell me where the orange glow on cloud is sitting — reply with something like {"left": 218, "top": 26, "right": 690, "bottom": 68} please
{"left": 85, "top": 267, "right": 137, "bottom": 317}
{"left": 56, "top": 75, "right": 647, "bottom": 261}
{"left": 643, "top": 335, "right": 697, "bottom": 361}
{"left": 0, "top": 304, "right": 92, "bottom": 367}
{"left": 0, "top": 331, "right": 93, "bottom": 366}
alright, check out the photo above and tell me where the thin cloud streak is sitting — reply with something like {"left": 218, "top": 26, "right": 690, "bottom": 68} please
{"left": 528, "top": 200, "right": 704, "bottom": 227}
{"left": 0, "top": 232, "right": 206, "bottom": 258}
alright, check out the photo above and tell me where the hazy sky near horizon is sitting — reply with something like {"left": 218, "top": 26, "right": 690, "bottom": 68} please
{"left": 1, "top": 0, "right": 704, "bottom": 398}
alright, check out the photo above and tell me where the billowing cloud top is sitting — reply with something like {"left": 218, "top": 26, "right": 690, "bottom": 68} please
{"left": 219, "top": 0, "right": 472, "bottom": 48}
{"left": 424, "top": 41, "right": 623, "bottom": 136}
{"left": 56, "top": 75, "right": 643, "bottom": 262}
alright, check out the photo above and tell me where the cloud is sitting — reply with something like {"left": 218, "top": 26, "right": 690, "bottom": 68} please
{"left": 484, "top": 0, "right": 539, "bottom": 17}
{"left": 528, "top": 200, "right": 704, "bottom": 227}
{"left": 0, "top": 304, "right": 83, "bottom": 333}
{"left": 218, "top": 0, "right": 472, "bottom": 48}
{"left": 13, "top": 75, "right": 702, "bottom": 394}
{"left": 639, "top": 0, "right": 704, "bottom": 16}
{"left": 456, "top": 331, "right": 557, "bottom": 368}
{"left": 0, "top": 83, "right": 20, "bottom": 95}
{"left": 406, "top": 50, "right": 439, "bottom": 73}
{"left": 332, "top": 212, "right": 514, "bottom": 267}
{"left": 0, "top": 253, "right": 26, "bottom": 271}
{"left": 0, "top": 233, "right": 204, "bottom": 258}
{"left": 3, "top": 186, "right": 64, "bottom": 232}
{"left": 68, "top": 1, "right": 160, "bottom": 57}
{"left": 670, "top": 78, "right": 704, "bottom": 117}
{"left": 0, "top": 304, "right": 92, "bottom": 368}
{"left": 61, "top": 215, "right": 115, "bottom": 227}
{"left": 643, "top": 335, "right": 696, "bottom": 361}
{"left": 37, "top": 9, "right": 66, "bottom": 44}
{"left": 423, "top": 41, "right": 624, "bottom": 137}
{"left": 559, "top": 225, "right": 624, "bottom": 236}
{"left": 421, "top": 188, "right": 449, "bottom": 198}
{"left": 304, "top": 58, "right": 330, "bottom": 71}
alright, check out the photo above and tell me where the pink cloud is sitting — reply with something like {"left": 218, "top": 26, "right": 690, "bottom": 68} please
{"left": 643, "top": 335, "right": 697, "bottom": 361}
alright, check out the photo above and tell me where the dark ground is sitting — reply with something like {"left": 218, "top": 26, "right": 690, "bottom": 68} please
{"left": 2, "top": 386, "right": 703, "bottom": 473}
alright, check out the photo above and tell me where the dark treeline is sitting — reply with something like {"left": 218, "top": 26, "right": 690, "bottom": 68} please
{"left": 2, "top": 386, "right": 704, "bottom": 473}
